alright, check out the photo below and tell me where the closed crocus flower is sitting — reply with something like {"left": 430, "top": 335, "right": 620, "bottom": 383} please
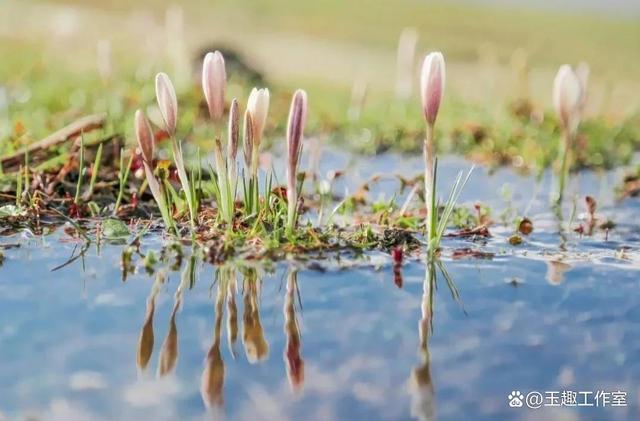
{"left": 285, "top": 89, "right": 308, "bottom": 231}
{"left": 155, "top": 72, "right": 178, "bottom": 136}
{"left": 420, "top": 52, "right": 445, "bottom": 127}
{"left": 202, "top": 51, "right": 226, "bottom": 122}
{"left": 135, "top": 109, "right": 154, "bottom": 164}
{"left": 286, "top": 90, "right": 308, "bottom": 189}
{"left": 247, "top": 88, "right": 269, "bottom": 145}
{"left": 553, "top": 65, "right": 582, "bottom": 133}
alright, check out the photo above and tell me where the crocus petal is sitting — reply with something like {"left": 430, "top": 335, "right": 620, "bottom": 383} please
{"left": 202, "top": 51, "right": 226, "bottom": 122}
{"left": 243, "top": 110, "right": 254, "bottom": 170}
{"left": 247, "top": 88, "right": 270, "bottom": 145}
{"left": 420, "top": 52, "right": 445, "bottom": 126}
{"left": 143, "top": 162, "right": 163, "bottom": 207}
{"left": 135, "top": 109, "right": 155, "bottom": 164}
{"left": 155, "top": 73, "right": 178, "bottom": 136}
{"left": 228, "top": 98, "right": 239, "bottom": 161}
{"left": 227, "top": 99, "right": 239, "bottom": 189}
{"left": 553, "top": 65, "right": 582, "bottom": 131}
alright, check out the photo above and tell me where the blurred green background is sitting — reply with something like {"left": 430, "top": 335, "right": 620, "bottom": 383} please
{"left": 0, "top": 0, "right": 639, "bottom": 169}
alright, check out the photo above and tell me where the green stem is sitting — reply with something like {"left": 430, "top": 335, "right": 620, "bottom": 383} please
{"left": 15, "top": 166, "right": 22, "bottom": 206}
{"left": 114, "top": 150, "right": 134, "bottom": 214}
{"left": 556, "top": 129, "right": 572, "bottom": 205}
{"left": 171, "top": 138, "right": 196, "bottom": 229}
{"left": 86, "top": 143, "right": 103, "bottom": 200}
{"left": 251, "top": 175, "right": 259, "bottom": 215}
{"left": 74, "top": 134, "right": 85, "bottom": 205}
{"left": 424, "top": 124, "right": 436, "bottom": 243}
{"left": 428, "top": 157, "right": 438, "bottom": 256}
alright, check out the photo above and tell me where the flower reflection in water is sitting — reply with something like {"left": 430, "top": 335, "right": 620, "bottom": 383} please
{"left": 283, "top": 268, "right": 304, "bottom": 392}
{"left": 157, "top": 252, "right": 196, "bottom": 378}
{"left": 201, "top": 267, "right": 232, "bottom": 410}
{"left": 136, "top": 270, "right": 165, "bottom": 373}
{"left": 546, "top": 259, "right": 571, "bottom": 285}
{"left": 226, "top": 267, "right": 239, "bottom": 359}
{"left": 409, "top": 259, "right": 463, "bottom": 421}
{"left": 242, "top": 268, "right": 269, "bottom": 364}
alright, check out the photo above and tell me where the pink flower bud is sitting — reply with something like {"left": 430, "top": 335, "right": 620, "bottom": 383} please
{"left": 134, "top": 109, "right": 154, "bottom": 164}
{"left": 286, "top": 90, "right": 307, "bottom": 182}
{"left": 553, "top": 65, "right": 582, "bottom": 132}
{"left": 247, "top": 87, "right": 269, "bottom": 145}
{"left": 155, "top": 72, "right": 178, "bottom": 135}
{"left": 228, "top": 98, "right": 239, "bottom": 161}
{"left": 243, "top": 110, "right": 254, "bottom": 170}
{"left": 420, "top": 52, "right": 445, "bottom": 126}
{"left": 227, "top": 98, "right": 240, "bottom": 194}
{"left": 202, "top": 51, "right": 226, "bottom": 122}
{"left": 286, "top": 90, "right": 307, "bottom": 216}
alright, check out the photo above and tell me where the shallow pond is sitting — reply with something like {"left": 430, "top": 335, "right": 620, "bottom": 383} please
{"left": 1, "top": 154, "right": 639, "bottom": 420}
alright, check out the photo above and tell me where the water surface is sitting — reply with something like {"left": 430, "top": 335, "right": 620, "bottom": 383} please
{"left": 1, "top": 156, "right": 639, "bottom": 420}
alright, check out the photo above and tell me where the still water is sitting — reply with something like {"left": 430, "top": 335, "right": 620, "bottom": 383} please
{"left": 0, "top": 155, "right": 639, "bottom": 420}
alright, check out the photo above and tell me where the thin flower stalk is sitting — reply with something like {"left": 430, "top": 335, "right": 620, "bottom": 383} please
{"left": 114, "top": 148, "right": 134, "bottom": 214}
{"left": 74, "top": 134, "right": 85, "bottom": 206}
{"left": 84, "top": 142, "right": 103, "bottom": 202}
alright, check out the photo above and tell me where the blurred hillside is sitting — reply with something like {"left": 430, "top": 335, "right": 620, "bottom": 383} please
{"left": 0, "top": 0, "right": 638, "bottom": 138}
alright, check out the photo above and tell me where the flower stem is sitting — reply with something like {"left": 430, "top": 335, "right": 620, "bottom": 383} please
{"left": 424, "top": 123, "right": 436, "bottom": 241}
{"left": 114, "top": 149, "right": 133, "bottom": 214}
{"left": 556, "top": 129, "right": 572, "bottom": 205}
{"left": 74, "top": 134, "right": 85, "bottom": 206}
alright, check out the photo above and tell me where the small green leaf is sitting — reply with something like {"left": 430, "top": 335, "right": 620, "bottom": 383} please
{"left": 0, "top": 205, "right": 26, "bottom": 218}
{"left": 102, "top": 218, "right": 130, "bottom": 239}
{"left": 508, "top": 234, "right": 523, "bottom": 246}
